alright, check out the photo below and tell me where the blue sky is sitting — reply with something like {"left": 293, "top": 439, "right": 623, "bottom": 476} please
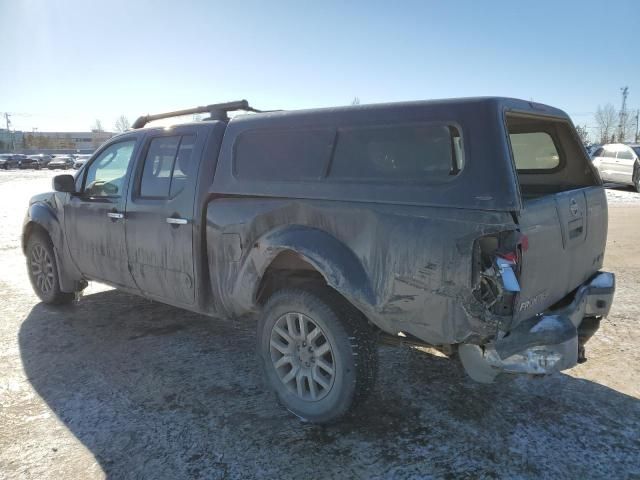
{"left": 1, "top": 0, "right": 638, "bottom": 135}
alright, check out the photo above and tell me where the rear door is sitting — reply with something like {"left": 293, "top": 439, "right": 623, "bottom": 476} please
{"left": 124, "top": 126, "right": 206, "bottom": 306}
{"left": 614, "top": 146, "right": 636, "bottom": 185}
{"left": 505, "top": 114, "right": 606, "bottom": 321}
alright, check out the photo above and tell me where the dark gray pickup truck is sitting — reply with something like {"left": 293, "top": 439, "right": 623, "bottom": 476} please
{"left": 23, "top": 97, "right": 615, "bottom": 423}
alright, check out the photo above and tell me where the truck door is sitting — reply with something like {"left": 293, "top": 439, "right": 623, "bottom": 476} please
{"left": 124, "top": 126, "right": 205, "bottom": 306}
{"left": 64, "top": 135, "right": 141, "bottom": 288}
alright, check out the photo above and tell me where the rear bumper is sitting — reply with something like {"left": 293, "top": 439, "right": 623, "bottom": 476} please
{"left": 459, "top": 271, "right": 615, "bottom": 382}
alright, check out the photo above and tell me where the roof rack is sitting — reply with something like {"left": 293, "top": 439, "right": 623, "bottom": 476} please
{"left": 131, "top": 100, "right": 261, "bottom": 129}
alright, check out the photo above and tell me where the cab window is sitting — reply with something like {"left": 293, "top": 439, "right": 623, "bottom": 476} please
{"left": 138, "top": 135, "right": 196, "bottom": 199}
{"left": 83, "top": 140, "right": 136, "bottom": 198}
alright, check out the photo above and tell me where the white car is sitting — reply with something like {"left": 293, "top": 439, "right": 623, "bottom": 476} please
{"left": 591, "top": 143, "right": 640, "bottom": 192}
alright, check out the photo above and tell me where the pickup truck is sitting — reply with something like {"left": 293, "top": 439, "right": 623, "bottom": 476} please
{"left": 23, "top": 98, "right": 615, "bottom": 423}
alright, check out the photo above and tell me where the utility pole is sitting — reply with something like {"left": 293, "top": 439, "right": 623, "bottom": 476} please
{"left": 4, "top": 113, "right": 15, "bottom": 151}
{"left": 617, "top": 86, "right": 629, "bottom": 142}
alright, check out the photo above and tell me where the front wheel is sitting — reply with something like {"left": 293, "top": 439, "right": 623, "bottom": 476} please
{"left": 258, "top": 287, "right": 378, "bottom": 424}
{"left": 26, "top": 232, "right": 74, "bottom": 304}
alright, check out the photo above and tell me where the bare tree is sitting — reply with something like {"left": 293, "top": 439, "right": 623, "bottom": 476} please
{"left": 91, "top": 119, "right": 104, "bottom": 133}
{"left": 114, "top": 115, "right": 130, "bottom": 133}
{"left": 351, "top": 97, "right": 361, "bottom": 105}
{"left": 594, "top": 104, "right": 617, "bottom": 144}
{"left": 575, "top": 124, "right": 590, "bottom": 147}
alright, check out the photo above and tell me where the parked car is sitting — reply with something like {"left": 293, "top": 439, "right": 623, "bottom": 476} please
{"left": 73, "top": 154, "right": 92, "bottom": 169}
{"left": 591, "top": 143, "right": 640, "bottom": 191}
{"left": 22, "top": 98, "right": 615, "bottom": 423}
{"left": 27, "top": 154, "right": 54, "bottom": 167}
{"left": 0, "top": 154, "right": 21, "bottom": 169}
{"left": 46, "top": 156, "right": 74, "bottom": 170}
{"left": 587, "top": 144, "right": 602, "bottom": 158}
{"left": 18, "top": 155, "right": 42, "bottom": 169}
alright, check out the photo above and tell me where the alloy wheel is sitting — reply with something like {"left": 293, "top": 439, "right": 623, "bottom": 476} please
{"left": 30, "top": 244, "right": 55, "bottom": 294}
{"left": 269, "top": 312, "right": 336, "bottom": 401}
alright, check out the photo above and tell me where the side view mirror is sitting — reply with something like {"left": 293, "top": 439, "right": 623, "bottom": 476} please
{"left": 53, "top": 174, "right": 76, "bottom": 193}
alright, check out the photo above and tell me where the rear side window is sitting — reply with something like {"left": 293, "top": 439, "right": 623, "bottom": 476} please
{"left": 139, "top": 134, "right": 196, "bottom": 198}
{"left": 171, "top": 135, "right": 196, "bottom": 197}
{"left": 234, "top": 129, "right": 334, "bottom": 181}
{"left": 329, "top": 124, "right": 463, "bottom": 182}
{"left": 509, "top": 132, "right": 560, "bottom": 170}
{"left": 617, "top": 148, "right": 634, "bottom": 160}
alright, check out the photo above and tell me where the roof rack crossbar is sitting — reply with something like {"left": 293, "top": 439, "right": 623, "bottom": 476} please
{"left": 131, "top": 99, "right": 261, "bottom": 129}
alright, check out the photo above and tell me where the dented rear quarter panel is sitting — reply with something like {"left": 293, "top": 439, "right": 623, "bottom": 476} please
{"left": 206, "top": 199, "right": 517, "bottom": 345}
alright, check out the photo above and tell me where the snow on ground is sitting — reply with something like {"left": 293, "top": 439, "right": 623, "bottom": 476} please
{"left": 604, "top": 184, "right": 640, "bottom": 205}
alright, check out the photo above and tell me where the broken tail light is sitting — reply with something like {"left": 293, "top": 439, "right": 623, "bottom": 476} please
{"left": 472, "top": 232, "right": 527, "bottom": 315}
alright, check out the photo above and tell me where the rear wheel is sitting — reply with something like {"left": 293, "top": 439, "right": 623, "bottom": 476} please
{"left": 258, "top": 287, "right": 377, "bottom": 424}
{"left": 26, "top": 232, "right": 74, "bottom": 304}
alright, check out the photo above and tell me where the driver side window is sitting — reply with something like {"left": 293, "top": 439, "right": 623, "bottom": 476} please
{"left": 83, "top": 140, "right": 136, "bottom": 198}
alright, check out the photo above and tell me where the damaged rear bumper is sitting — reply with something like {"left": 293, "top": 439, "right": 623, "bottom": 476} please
{"left": 459, "top": 271, "right": 615, "bottom": 383}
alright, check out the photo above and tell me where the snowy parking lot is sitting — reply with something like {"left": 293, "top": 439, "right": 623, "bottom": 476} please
{"left": 1, "top": 169, "right": 639, "bottom": 479}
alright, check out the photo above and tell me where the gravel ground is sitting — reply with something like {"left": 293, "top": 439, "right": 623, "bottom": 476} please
{"left": 1, "top": 170, "right": 639, "bottom": 479}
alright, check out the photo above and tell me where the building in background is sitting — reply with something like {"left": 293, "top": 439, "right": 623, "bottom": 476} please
{"left": 0, "top": 129, "right": 113, "bottom": 153}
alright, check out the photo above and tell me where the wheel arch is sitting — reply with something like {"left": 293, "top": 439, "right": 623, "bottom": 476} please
{"left": 234, "top": 226, "right": 377, "bottom": 315}
{"left": 23, "top": 202, "right": 84, "bottom": 293}
{"left": 23, "top": 202, "right": 63, "bottom": 253}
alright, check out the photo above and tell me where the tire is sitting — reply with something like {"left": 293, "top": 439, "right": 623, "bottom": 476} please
{"left": 258, "top": 287, "right": 378, "bottom": 424}
{"left": 26, "top": 231, "right": 74, "bottom": 305}
{"left": 633, "top": 161, "right": 640, "bottom": 193}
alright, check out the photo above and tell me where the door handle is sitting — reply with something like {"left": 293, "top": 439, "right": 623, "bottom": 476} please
{"left": 166, "top": 217, "right": 188, "bottom": 225}
{"left": 107, "top": 212, "right": 124, "bottom": 219}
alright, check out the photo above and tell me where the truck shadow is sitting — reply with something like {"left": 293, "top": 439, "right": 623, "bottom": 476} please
{"left": 19, "top": 289, "right": 640, "bottom": 479}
